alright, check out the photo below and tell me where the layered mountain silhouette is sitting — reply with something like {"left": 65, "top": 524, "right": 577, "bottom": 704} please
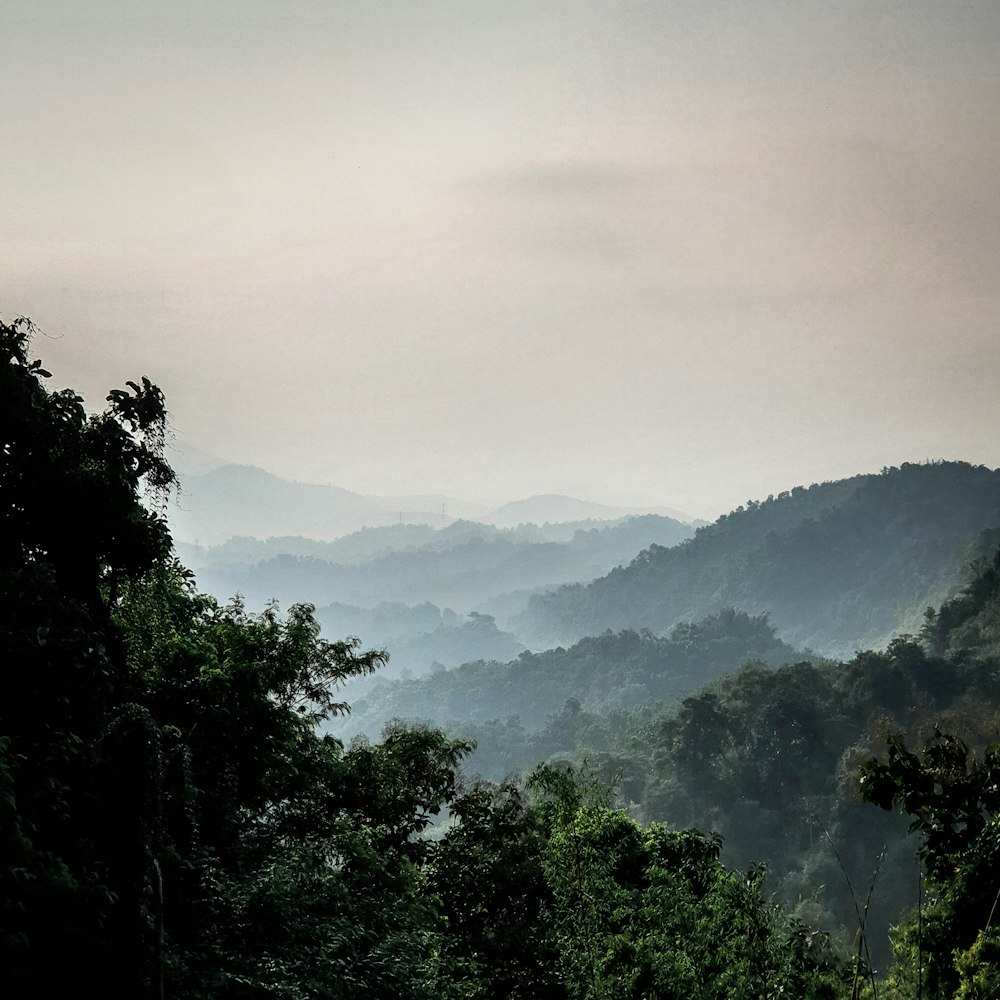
{"left": 168, "top": 465, "right": 694, "bottom": 545}
{"left": 183, "top": 513, "right": 695, "bottom": 616}
{"left": 169, "top": 464, "right": 488, "bottom": 543}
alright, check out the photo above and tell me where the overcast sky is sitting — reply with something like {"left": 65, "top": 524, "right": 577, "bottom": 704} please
{"left": 4, "top": 1, "right": 999, "bottom": 517}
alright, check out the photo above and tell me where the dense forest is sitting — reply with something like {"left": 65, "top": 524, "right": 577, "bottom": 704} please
{"left": 337, "top": 608, "right": 807, "bottom": 736}
{"left": 5, "top": 314, "right": 1000, "bottom": 999}
{"left": 518, "top": 464, "right": 1000, "bottom": 657}
{"left": 337, "top": 551, "right": 1000, "bottom": 979}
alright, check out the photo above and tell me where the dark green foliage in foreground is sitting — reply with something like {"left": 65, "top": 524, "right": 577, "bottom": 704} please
{"left": 862, "top": 731, "right": 1000, "bottom": 999}
{"left": 2, "top": 317, "right": 177, "bottom": 992}
{"left": 856, "top": 551, "right": 1000, "bottom": 997}
{"left": 523, "top": 764, "right": 848, "bottom": 1000}
{"left": 430, "top": 765, "right": 849, "bottom": 1000}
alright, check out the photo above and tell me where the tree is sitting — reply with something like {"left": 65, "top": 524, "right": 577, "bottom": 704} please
{"left": 1, "top": 315, "right": 177, "bottom": 993}
{"left": 527, "top": 763, "right": 847, "bottom": 999}
{"left": 430, "top": 780, "right": 566, "bottom": 999}
{"left": 861, "top": 731, "right": 1000, "bottom": 997}
{"left": 0, "top": 317, "right": 468, "bottom": 998}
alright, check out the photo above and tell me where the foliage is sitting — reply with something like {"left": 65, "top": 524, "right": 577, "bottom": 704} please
{"left": 338, "top": 609, "right": 803, "bottom": 740}
{"left": 525, "top": 763, "right": 849, "bottom": 999}
{"left": 520, "top": 462, "right": 1000, "bottom": 656}
{"left": 2, "top": 315, "right": 178, "bottom": 992}
{"left": 0, "top": 318, "right": 463, "bottom": 997}
{"left": 429, "top": 780, "right": 566, "bottom": 998}
{"left": 861, "top": 731, "right": 1000, "bottom": 998}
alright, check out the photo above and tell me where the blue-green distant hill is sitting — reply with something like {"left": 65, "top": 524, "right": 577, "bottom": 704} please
{"left": 181, "top": 513, "right": 695, "bottom": 617}
{"left": 516, "top": 462, "right": 1000, "bottom": 658}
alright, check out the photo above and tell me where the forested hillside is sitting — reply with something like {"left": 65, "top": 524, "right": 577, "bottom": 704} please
{"left": 337, "top": 608, "right": 805, "bottom": 737}
{"left": 519, "top": 463, "right": 1000, "bottom": 657}
{"left": 370, "top": 545, "right": 1000, "bottom": 985}
{"left": 316, "top": 606, "right": 526, "bottom": 678}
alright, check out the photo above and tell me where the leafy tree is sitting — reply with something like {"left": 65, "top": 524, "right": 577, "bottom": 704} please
{"left": 430, "top": 780, "right": 566, "bottom": 999}
{"left": 0, "top": 317, "right": 471, "bottom": 998}
{"left": 527, "top": 763, "right": 848, "bottom": 999}
{"left": 861, "top": 731, "right": 1000, "bottom": 997}
{"left": 1, "top": 316, "right": 177, "bottom": 993}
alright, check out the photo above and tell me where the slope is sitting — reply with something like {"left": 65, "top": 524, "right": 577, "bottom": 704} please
{"left": 169, "top": 464, "right": 486, "bottom": 543}
{"left": 517, "top": 461, "right": 1000, "bottom": 658}
{"left": 189, "top": 513, "right": 694, "bottom": 616}
{"left": 335, "top": 608, "right": 804, "bottom": 739}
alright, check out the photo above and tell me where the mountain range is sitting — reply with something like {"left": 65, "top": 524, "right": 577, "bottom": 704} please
{"left": 167, "top": 463, "right": 701, "bottom": 545}
{"left": 181, "top": 513, "right": 696, "bottom": 623}
{"left": 172, "top": 459, "right": 1000, "bottom": 675}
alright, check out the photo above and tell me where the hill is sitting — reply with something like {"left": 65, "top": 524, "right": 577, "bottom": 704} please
{"left": 480, "top": 494, "right": 700, "bottom": 528}
{"left": 186, "top": 513, "right": 695, "bottom": 621}
{"left": 169, "top": 465, "right": 697, "bottom": 545}
{"left": 334, "top": 608, "right": 806, "bottom": 740}
{"left": 516, "top": 462, "right": 1000, "bottom": 658}
{"left": 169, "top": 464, "right": 487, "bottom": 543}
{"left": 312, "top": 604, "right": 526, "bottom": 678}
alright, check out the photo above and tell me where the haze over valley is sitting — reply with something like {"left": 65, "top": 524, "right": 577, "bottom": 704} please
{"left": 172, "top": 457, "right": 1000, "bottom": 668}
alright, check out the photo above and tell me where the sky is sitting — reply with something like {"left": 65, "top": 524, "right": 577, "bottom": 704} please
{"left": 3, "top": 1, "right": 999, "bottom": 518}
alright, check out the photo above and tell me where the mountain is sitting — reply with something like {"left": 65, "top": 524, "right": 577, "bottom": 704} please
{"left": 334, "top": 608, "right": 806, "bottom": 740}
{"left": 175, "top": 524, "right": 443, "bottom": 571}
{"left": 169, "top": 464, "right": 486, "bottom": 543}
{"left": 164, "top": 439, "right": 228, "bottom": 476}
{"left": 310, "top": 603, "right": 525, "bottom": 678}
{"left": 168, "top": 465, "right": 694, "bottom": 545}
{"left": 480, "top": 494, "right": 700, "bottom": 528}
{"left": 187, "top": 513, "right": 695, "bottom": 620}
{"left": 516, "top": 462, "right": 1000, "bottom": 658}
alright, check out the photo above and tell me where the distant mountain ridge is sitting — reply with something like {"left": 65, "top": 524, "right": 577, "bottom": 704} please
{"left": 169, "top": 464, "right": 696, "bottom": 544}
{"left": 169, "top": 464, "right": 488, "bottom": 544}
{"left": 186, "top": 512, "right": 695, "bottom": 620}
{"left": 516, "top": 462, "right": 1000, "bottom": 658}
{"left": 479, "top": 494, "right": 701, "bottom": 528}
{"left": 333, "top": 608, "right": 806, "bottom": 741}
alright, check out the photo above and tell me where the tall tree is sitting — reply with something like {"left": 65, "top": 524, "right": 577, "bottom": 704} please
{"left": 1, "top": 316, "right": 176, "bottom": 992}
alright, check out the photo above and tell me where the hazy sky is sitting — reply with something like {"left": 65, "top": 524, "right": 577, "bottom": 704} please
{"left": 4, "top": 1, "right": 999, "bottom": 517}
